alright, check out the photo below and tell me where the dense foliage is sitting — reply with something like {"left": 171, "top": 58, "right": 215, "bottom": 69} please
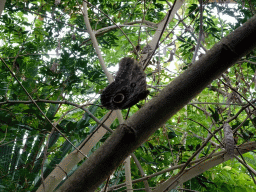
{"left": 0, "top": 0, "right": 256, "bottom": 191}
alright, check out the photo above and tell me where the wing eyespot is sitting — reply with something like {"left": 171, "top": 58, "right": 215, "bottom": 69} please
{"left": 113, "top": 93, "right": 125, "bottom": 103}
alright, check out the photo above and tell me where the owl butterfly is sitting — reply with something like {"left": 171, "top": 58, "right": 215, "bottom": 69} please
{"left": 101, "top": 57, "right": 149, "bottom": 110}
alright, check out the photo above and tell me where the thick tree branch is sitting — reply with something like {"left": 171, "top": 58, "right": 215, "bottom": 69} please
{"left": 57, "top": 14, "right": 256, "bottom": 192}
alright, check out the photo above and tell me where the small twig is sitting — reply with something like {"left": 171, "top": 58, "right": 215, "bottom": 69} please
{"left": 103, "top": 176, "right": 110, "bottom": 192}
{"left": 219, "top": 79, "right": 256, "bottom": 110}
{"left": 235, "top": 149, "right": 256, "bottom": 184}
{"left": 232, "top": 114, "right": 250, "bottom": 134}
{"left": 187, "top": 118, "right": 223, "bottom": 146}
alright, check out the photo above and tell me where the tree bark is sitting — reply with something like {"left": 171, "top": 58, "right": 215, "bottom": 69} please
{"left": 0, "top": 0, "right": 6, "bottom": 17}
{"left": 57, "top": 15, "right": 256, "bottom": 192}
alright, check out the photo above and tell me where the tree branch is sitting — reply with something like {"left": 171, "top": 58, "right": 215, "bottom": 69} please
{"left": 57, "top": 11, "right": 256, "bottom": 192}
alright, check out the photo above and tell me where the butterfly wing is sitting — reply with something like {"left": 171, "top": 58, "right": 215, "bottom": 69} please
{"left": 101, "top": 57, "right": 149, "bottom": 110}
